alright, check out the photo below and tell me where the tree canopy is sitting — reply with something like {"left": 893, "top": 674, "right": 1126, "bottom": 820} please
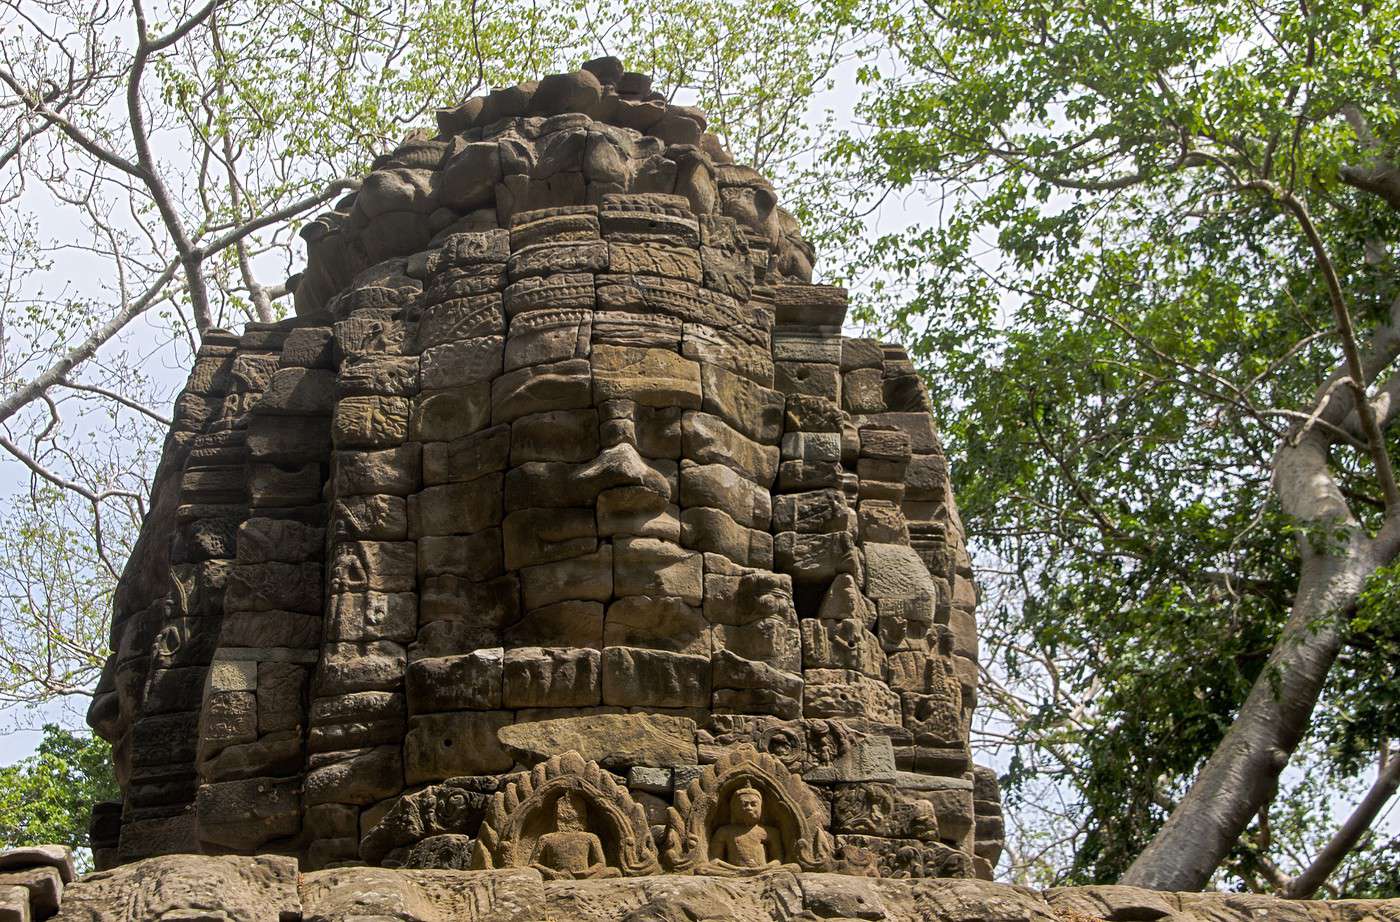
{"left": 0, "top": 724, "right": 117, "bottom": 868}
{"left": 835, "top": 0, "right": 1400, "bottom": 894}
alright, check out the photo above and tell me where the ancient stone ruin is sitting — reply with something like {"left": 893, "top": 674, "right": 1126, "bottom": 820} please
{"left": 0, "top": 56, "right": 1388, "bottom": 922}
{"left": 87, "top": 56, "right": 998, "bottom": 885}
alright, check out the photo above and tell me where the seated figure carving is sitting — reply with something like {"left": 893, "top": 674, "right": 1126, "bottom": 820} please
{"left": 701, "top": 786, "right": 789, "bottom": 876}
{"left": 530, "top": 791, "right": 620, "bottom": 880}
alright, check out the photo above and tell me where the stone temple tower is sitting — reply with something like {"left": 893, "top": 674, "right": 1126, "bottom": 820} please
{"left": 86, "top": 58, "right": 1003, "bottom": 881}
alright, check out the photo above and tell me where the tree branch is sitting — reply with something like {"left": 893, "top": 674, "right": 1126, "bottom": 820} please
{"left": 1283, "top": 749, "right": 1400, "bottom": 898}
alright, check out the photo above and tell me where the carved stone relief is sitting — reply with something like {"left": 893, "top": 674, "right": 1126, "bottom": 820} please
{"left": 472, "top": 751, "right": 660, "bottom": 877}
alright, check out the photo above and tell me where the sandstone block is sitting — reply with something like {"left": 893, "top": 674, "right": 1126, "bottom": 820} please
{"left": 783, "top": 431, "right": 842, "bottom": 463}
{"left": 802, "top": 617, "right": 885, "bottom": 677}
{"left": 315, "top": 641, "right": 407, "bottom": 695}
{"left": 225, "top": 561, "right": 322, "bottom": 614}
{"left": 503, "top": 506, "right": 597, "bottom": 569}
{"left": 774, "top": 531, "right": 862, "bottom": 584}
{"left": 774, "top": 360, "right": 841, "bottom": 400}
{"left": 326, "top": 591, "right": 417, "bottom": 644}
{"left": 521, "top": 545, "right": 612, "bottom": 609}
{"left": 308, "top": 691, "right": 406, "bottom": 752}
{"left": 597, "top": 486, "right": 680, "bottom": 540}
{"left": 0, "top": 846, "right": 74, "bottom": 884}
{"left": 591, "top": 344, "right": 702, "bottom": 408}
{"left": 411, "top": 384, "right": 492, "bottom": 442}
{"left": 502, "top": 272, "right": 596, "bottom": 317}
{"left": 864, "top": 542, "right": 938, "bottom": 600}
{"left": 247, "top": 462, "right": 321, "bottom": 506}
{"left": 592, "top": 310, "right": 683, "bottom": 348}
{"left": 700, "top": 363, "right": 783, "bottom": 443}
{"left": 508, "top": 240, "right": 608, "bottom": 279}
{"left": 305, "top": 745, "right": 403, "bottom": 805}
{"left": 416, "top": 530, "right": 505, "bottom": 581}
{"left": 338, "top": 355, "right": 420, "bottom": 398}
{"left": 613, "top": 536, "right": 702, "bottom": 603}
{"left": 682, "top": 323, "right": 774, "bottom": 386}
{"left": 421, "top": 423, "right": 511, "bottom": 484}
{"left": 510, "top": 408, "right": 599, "bottom": 462}
{"left": 604, "top": 595, "right": 710, "bottom": 655}
{"left": 418, "top": 573, "right": 519, "bottom": 630}
{"left": 803, "top": 669, "right": 901, "bottom": 724}
{"left": 679, "top": 463, "right": 770, "bottom": 529}
{"left": 258, "top": 663, "right": 309, "bottom": 734}
{"left": 236, "top": 518, "right": 325, "bottom": 563}
{"left": 434, "top": 228, "right": 511, "bottom": 267}
{"left": 408, "top": 475, "right": 505, "bottom": 536}
{"left": 713, "top": 615, "right": 801, "bottom": 674}
{"left": 491, "top": 358, "right": 593, "bottom": 424}
{"left": 602, "top": 646, "right": 709, "bottom": 708}
{"left": 420, "top": 337, "right": 505, "bottom": 390}
{"left": 416, "top": 295, "right": 505, "bottom": 350}
{"left": 681, "top": 411, "right": 778, "bottom": 486}
{"left": 901, "top": 685, "right": 965, "bottom": 747}
{"left": 607, "top": 241, "right": 702, "bottom": 282}
{"left": 496, "top": 712, "right": 697, "bottom": 768}
{"left": 504, "top": 308, "right": 591, "bottom": 370}
{"left": 702, "top": 558, "right": 794, "bottom": 626}
{"left": 404, "top": 711, "right": 513, "bottom": 783}
{"left": 334, "top": 444, "right": 422, "bottom": 496}
{"left": 441, "top": 142, "right": 503, "bottom": 210}
{"left": 507, "top": 455, "right": 657, "bottom": 511}
{"left": 331, "top": 540, "right": 417, "bottom": 593}
{"left": 842, "top": 367, "right": 886, "bottom": 414}
{"left": 502, "top": 646, "right": 602, "bottom": 708}
{"left": 504, "top": 600, "right": 604, "bottom": 649}
{"left": 680, "top": 506, "right": 764, "bottom": 565}
{"left": 406, "top": 650, "right": 503, "bottom": 712}
{"left": 332, "top": 396, "right": 411, "bottom": 448}
{"left": 256, "top": 367, "right": 336, "bottom": 415}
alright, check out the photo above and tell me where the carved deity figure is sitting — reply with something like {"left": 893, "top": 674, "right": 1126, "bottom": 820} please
{"left": 702, "top": 785, "right": 785, "bottom": 875}
{"left": 529, "top": 791, "right": 620, "bottom": 880}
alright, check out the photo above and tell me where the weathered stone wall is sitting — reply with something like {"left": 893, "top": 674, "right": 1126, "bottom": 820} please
{"left": 87, "top": 60, "right": 994, "bottom": 881}
{"left": 47, "top": 856, "right": 1400, "bottom": 922}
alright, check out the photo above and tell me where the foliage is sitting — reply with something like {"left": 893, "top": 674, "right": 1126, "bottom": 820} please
{"left": 0, "top": 485, "right": 137, "bottom": 707}
{"left": 0, "top": 724, "right": 118, "bottom": 867}
{"left": 833, "top": 0, "right": 1400, "bottom": 894}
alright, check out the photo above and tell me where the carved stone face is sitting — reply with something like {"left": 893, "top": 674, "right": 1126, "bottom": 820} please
{"left": 731, "top": 787, "right": 764, "bottom": 826}
{"left": 90, "top": 64, "right": 985, "bottom": 874}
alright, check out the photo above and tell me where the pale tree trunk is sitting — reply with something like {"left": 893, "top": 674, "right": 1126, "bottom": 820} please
{"left": 1119, "top": 538, "right": 1383, "bottom": 890}
{"left": 1121, "top": 287, "right": 1400, "bottom": 890}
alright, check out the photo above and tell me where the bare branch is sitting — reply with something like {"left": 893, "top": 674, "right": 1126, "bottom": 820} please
{"left": 1284, "top": 751, "right": 1400, "bottom": 898}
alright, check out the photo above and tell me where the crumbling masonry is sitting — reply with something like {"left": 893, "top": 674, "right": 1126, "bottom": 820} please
{"left": 89, "top": 58, "right": 998, "bottom": 881}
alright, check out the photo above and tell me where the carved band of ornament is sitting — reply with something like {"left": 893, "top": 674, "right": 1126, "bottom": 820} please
{"left": 472, "top": 750, "right": 660, "bottom": 877}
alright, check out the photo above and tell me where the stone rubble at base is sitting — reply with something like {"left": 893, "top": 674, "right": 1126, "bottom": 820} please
{"left": 0, "top": 846, "right": 75, "bottom": 922}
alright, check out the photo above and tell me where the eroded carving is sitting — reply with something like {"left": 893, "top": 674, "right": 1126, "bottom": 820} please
{"left": 472, "top": 751, "right": 659, "bottom": 877}
{"left": 663, "top": 744, "right": 834, "bottom": 874}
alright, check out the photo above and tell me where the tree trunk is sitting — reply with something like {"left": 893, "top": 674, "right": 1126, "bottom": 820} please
{"left": 1119, "top": 541, "right": 1371, "bottom": 890}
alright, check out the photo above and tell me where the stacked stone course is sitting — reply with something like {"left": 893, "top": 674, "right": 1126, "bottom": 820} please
{"left": 89, "top": 59, "right": 997, "bottom": 884}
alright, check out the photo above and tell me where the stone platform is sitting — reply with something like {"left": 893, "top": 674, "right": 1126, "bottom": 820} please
{"left": 46, "top": 856, "right": 1400, "bottom": 922}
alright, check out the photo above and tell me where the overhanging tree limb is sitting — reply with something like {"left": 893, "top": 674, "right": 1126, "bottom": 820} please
{"left": 1283, "top": 749, "right": 1400, "bottom": 898}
